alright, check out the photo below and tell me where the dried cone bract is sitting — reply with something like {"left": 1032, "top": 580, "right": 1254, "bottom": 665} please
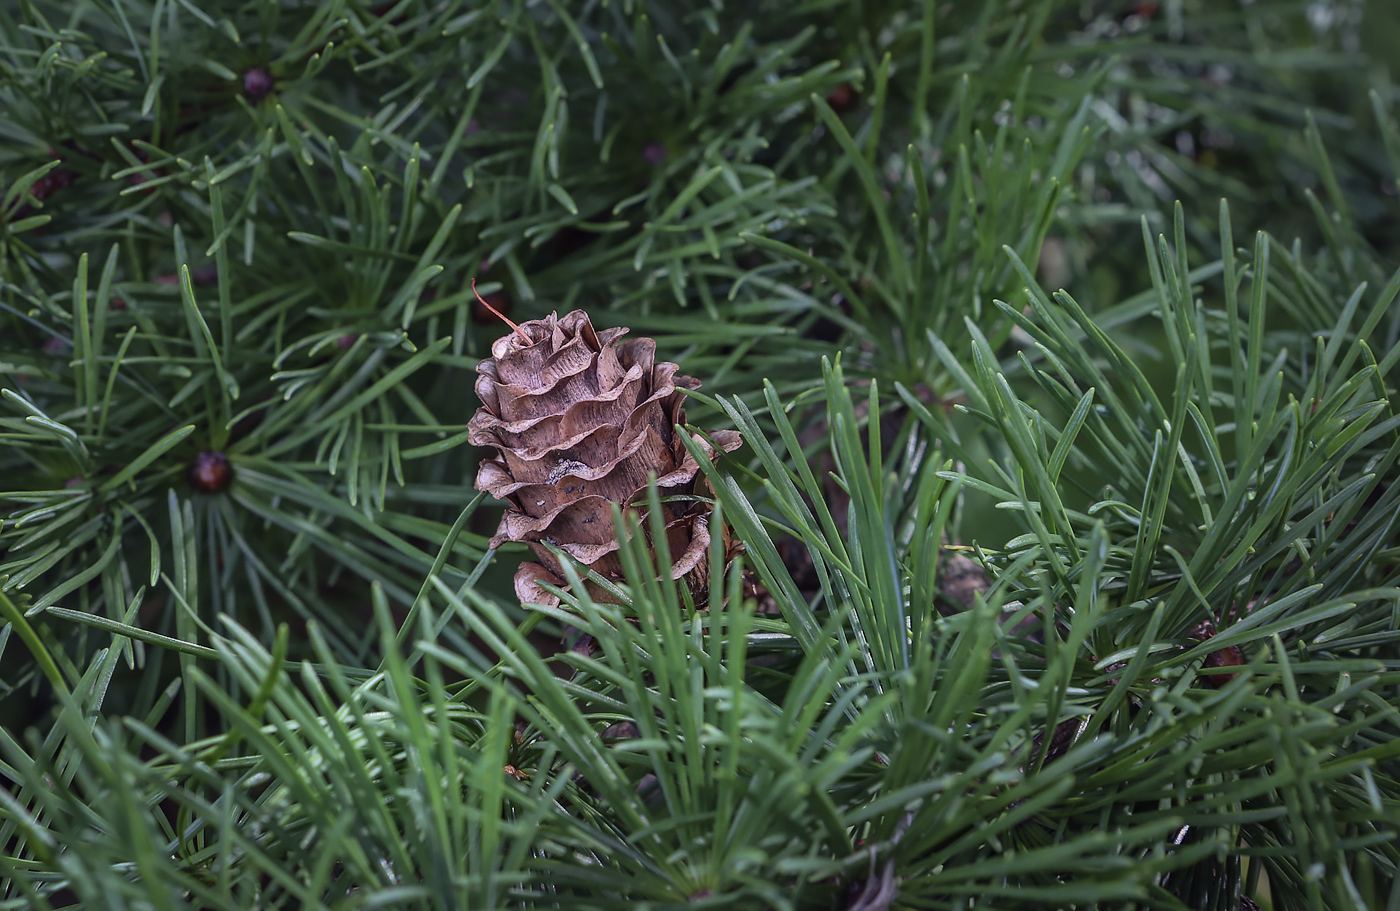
{"left": 469, "top": 310, "right": 742, "bottom": 606}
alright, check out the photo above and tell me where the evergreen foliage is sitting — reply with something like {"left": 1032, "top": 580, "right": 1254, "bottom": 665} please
{"left": 1, "top": 0, "right": 1397, "bottom": 908}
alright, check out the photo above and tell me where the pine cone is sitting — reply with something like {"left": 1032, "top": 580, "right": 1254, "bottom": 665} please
{"left": 468, "top": 310, "right": 742, "bottom": 607}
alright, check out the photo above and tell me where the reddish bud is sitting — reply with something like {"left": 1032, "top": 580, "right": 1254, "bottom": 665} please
{"left": 189, "top": 451, "right": 233, "bottom": 493}
{"left": 1200, "top": 644, "right": 1245, "bottom": 688}
{"left": 826, "top": 83, "right": 859, "bottom": 113}
{"left": 31, "top": 168, "right": 77, "bottom": 202}
{"left": 243, "top": 67, "right": 275, "bottom": 103}
{"left": 1189, "top": 618, "right": 1245, "bottom": 688}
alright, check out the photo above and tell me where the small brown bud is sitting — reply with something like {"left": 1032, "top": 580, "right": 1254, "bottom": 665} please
{"left": 243, "top": 67, "right": 274, "bottom": 103}
{"left": 1200, "top": 643, "right": 1245, "bottom": 687}
{"left": 601, "top": 720, "right": 640, "bottom": 741}
{"left": 827, "top": 83, "right": 859, "bottom": 113}
{"left": 189, "top": 451, "right": 233, "bottom": 493}
{"left": 1189, "top": 619, "right": 1244, "bottom": 688}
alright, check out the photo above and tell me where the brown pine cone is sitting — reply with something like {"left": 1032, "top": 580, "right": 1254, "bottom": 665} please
{"left": 468, "top": 310, "right": 742, "bottom": 607}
